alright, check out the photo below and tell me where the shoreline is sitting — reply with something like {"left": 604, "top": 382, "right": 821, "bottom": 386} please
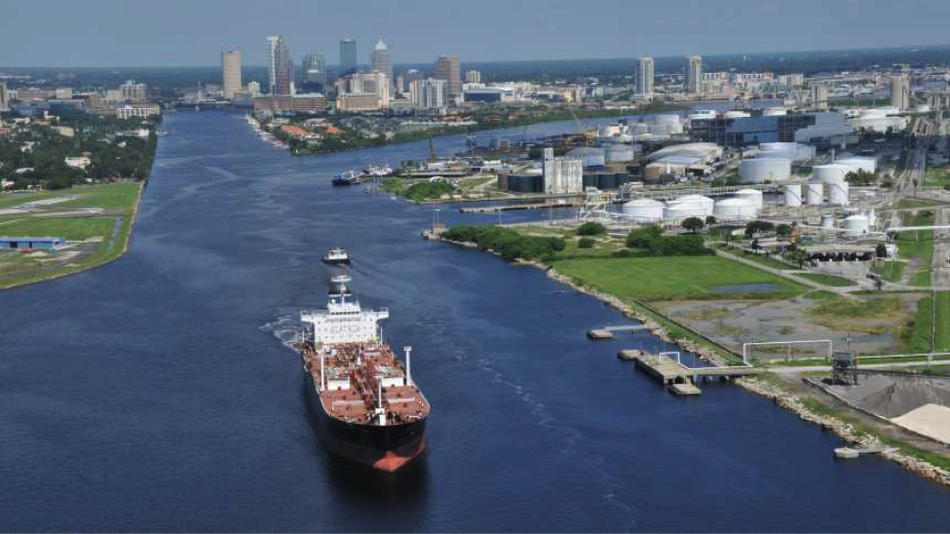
{"left": 431, "top": 233, "right": 950, "bottom": 488}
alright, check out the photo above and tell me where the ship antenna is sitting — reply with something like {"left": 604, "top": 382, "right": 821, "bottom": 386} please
{"left": 404, "top": 345, "right": 413, "bottom": 386}
{"left": 320, "top": 349, "right": 326, "bottom": 391}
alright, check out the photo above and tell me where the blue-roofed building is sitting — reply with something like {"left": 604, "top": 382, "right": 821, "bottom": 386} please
{"left": 0, "top": 236, "right": 66, "bottom": 251}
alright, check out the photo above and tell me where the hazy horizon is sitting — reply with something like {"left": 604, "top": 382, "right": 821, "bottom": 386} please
{"left": 3, "top": 0, "right": 950, "bottom": 68}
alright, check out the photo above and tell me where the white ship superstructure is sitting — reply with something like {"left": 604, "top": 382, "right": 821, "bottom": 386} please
{"left": 301, "top": 276, "right": 388, "bottom": 345}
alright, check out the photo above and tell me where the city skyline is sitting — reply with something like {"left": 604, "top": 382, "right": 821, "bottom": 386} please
{"left": 4, "top": 0, "right": 950, "bottom": 67}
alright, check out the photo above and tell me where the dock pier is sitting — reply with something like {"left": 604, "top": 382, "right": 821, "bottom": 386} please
{"left": 627, "top": 351, "right": 760, "bottom": 396}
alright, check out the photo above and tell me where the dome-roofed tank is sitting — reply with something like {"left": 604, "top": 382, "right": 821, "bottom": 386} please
{"left": 813, "top": 164, "right": 851, "bottom": 184}
{"left": 664, "top": 200, "right": 707, "bottom": 220}
{"left": 836, "top": 157, "right": 877, "bottom": 174}
{"left": 622, "top": 198, "right": 665, "bottom": 222}
{"left": 736, "top": 188, "right": 764, "bottom": 209}
{"left": 673, "top": 194, "right": 714, "bottom": 216}
{"left": 605, "top": 145, "right": 636, "bottom": 163}
{"left": 566, "top": 147, "right": 606, "bottom": 168}
{"left": 843, "top": 214, "right": 869, "bottom": 236}
{"left": 714, "top": 198, "right": 758, "bottom": 220}
{"left": 739, "top": 158, "right": 791, "bottom": 183}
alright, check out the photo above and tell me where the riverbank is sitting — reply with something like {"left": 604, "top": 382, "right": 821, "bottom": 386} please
{"left": 0, "top": 181, "right": 145, "bottom": 290}
{"left": 429, "top": 229, "right": 950, "bottom": 487}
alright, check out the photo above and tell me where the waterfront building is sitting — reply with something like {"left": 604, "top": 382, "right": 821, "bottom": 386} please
{"left": 542, "top": 147, "right": 583, "bottom": 194}
{"left": 890, "top": 75, "right": 910, "bottom": 110}
{"left": 253, "top": 93, "right": 326, "bottom": 114}
{"left": 690, "top": 111, "right": 853, "bottom": 146}
{"left": 115, "top": 104, "right": 161, "bottom": 119}
{"left": 120, "top": 80, "right": 147, "bottom": 102}
{"left": 434, "top": 55, "right": 461, "bottom": 102}
{"left": 221, "top": 50, "right": 242, "bottom": 100}
{"left": 340, "top": 39, "right": 357, "bottom": 74}
{"left": 301, "top": 53, "right": 327, "bottom": 93}
{"left": 409, "top": 78, "right": 447, "bottom": 109}
{"left": 465, "top": 70, "right": 481, "bottom": 84}
{"left": 336, "top": 71, "right": 390, "bottom": 111}
{"left": 267, "top": 35, "right": 293, "bottom": 95}
{"left": 370, "top": 39, "right": 393, "bottom": 83}
{"left": 686, "top": 55, "right": 703, "bottom": 95}
{"left": 636, "top": 57, "right": 654, "bottom": 97}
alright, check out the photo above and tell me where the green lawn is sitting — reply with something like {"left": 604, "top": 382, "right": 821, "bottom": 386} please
{"left": 897, "top": 198, "right": 944, "bottom": 209}
{"left": 0, "top": 217, "right": 115, "bottom": 240}
{"left": 551, "top": 255, "right": 807, "bottom": 302}
{"left": 796, "top": 272, "right": 857, "bottom": 287}
{"left": 720, "top": 247, "right": 798, "bottom": 270}
{"left": 924, "top": 167, "right": 950, "bottom": 188}
{"left": 870, "top": 261, "right": 906, "bottom": 283}
{"left": 897, "top": 210, "right": 935, "bottom": 287}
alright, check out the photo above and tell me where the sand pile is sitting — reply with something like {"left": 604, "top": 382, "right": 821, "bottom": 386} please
{"left": 892, "top": 404, "right": 950, "bottom": 445}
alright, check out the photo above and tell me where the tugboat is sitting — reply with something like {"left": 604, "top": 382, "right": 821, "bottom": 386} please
{"left": 322, "top": 247, "right": 351, "bottom": 265}
{"left": 332, "top": 169, "right": 365, "bottom": 186}
{"left": 299, "top": 275, "right": 429, "bottom": 472}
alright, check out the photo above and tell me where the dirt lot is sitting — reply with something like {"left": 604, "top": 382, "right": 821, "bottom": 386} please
{"left": 655, "top": 293, "right": 925, "bottom": 359}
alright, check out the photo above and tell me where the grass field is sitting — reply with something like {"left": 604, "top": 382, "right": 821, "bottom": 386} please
{"left": 870, "top": 261, "right": 907, "bottom": 283}
{"left": 795, "top": 272, "right": 857, "bottom": 287}
{"left": 551, "top": 255, "right": 808, "bottom": 302}
{"left": 924, "top": 167, "right": 950, "bottom": 188}
{"left": 897, "top": 210, "right": 935, "bottom": 287}
{"left": 718, "top": 246, "right": 798, "bottom": 270}
{"left": 909, "top": 291, "right": 950, "bottom": 353}
{"left": 807, "top": 297, "right": 905, "bottom": 335}
{"left": 0, "top": 182, "right": 143, "bottom": 289}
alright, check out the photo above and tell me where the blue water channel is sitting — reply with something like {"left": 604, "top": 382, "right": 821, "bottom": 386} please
{"left": 1, "top": 110, "right": 948, "bottom": 532}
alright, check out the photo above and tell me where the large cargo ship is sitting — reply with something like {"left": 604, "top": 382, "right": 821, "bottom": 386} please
{"left": 300, "top": 275, "right": 429, "bottom": 472}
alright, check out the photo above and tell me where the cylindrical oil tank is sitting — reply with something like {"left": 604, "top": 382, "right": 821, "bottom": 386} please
{"left": 739, "top": 158, "right": 791, "bottom": 183}
{"left": 821, "top": 214, "right": 836, "bottom": 229}
{"left": 622, "top": 198, "right": 665, "bottom": 222}
{"left": 653, "top": 114, "right": 681, "bottom": 125}
{"left": 673, "top": 194, "right": 715, "bottom": 216}
{"left": 806, "top": 181, "right": 824, "bottom": 205}
{"left": 631, "top": 123, "right": 649, "bottom": 135}
{"left": 813, "top": 164, "right": 851, "bottom": 184}
{"left": 664, "top": 200, "right": 707, "bottom": 220}
{"left": 844, "top": 214, "right": 870, "bottom": 236}
{"left": 714, "top": 198, "right": 758, "bottom": 220}
{"left": 736, "top": 188, "right": 764, "bottom": 209}
{"left": 826, "top": 178, "right": 850, "bottom": 206}
{"left": 784, "top": 183, "right": 802, "bottom": 207}
{"left": 605, "top": 145, "right": 635, "bottom": 163}
{"left": 566, "top": 147, "right": 606, "bottom": 168}
{"left": 866, "top": 208, "right": 877, "bottom": 227}
{"left": 836, "top": 157, "right": 877, "bottom": 174}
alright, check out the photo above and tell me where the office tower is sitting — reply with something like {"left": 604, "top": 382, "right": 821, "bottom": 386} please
{"left": 0, "top": 82, "right": 7, "bottom": 109}
{"left": 636, "top": 57, "right": 654, "bottom": 97}
{"left": 301, "top": 53, "right": 327, "bottom": 93}
{"left": 340, "top": 39, "right": 357, "bottom": 74}
{"left": 221, "top": 50, "right": 242, "bottom": 99}
{"left": 120, "top": 80, "right": 147, "bottom": 102}
{"left": 812, "top": 84, "right": 829, "bottom": 109}
{"left": 409, "top": 78, "right": 446, "bottom": 109}
{"left": 267, "top": 35, "right": 293, "bottom": 95}
{"left": 434, "top": 55, "right": 461, "bottom": 101}
{"left": 370, "top": 39, "right": 393, "bottom": 81}
{"left": 395, "top": 72, "right": 406, "bottom": 93}
{"left": 687, "top": 55, "right": 703, "bottom": 95}
{"left": 465, "top": 70, "right": 481, "bottom": 84}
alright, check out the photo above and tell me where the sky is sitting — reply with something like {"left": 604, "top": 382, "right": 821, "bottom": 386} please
{"left": 3, "top": 0, "right": 950, "bottom": 67}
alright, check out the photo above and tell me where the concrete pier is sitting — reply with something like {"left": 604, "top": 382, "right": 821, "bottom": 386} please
{"left": 630, "top": 352, "right": 760, "bottom": 396}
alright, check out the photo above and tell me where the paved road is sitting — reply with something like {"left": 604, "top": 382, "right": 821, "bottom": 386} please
{"left": 933, "top": 208, "right": 950, "bottom": 288}
{"left": 770, "top": 359, "right": 950, "bottom": 374}
{"left": 715, "top": 249, "right": 859, "bottom": 299}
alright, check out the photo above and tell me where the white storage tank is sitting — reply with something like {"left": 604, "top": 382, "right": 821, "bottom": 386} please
{"left": 806, "top": 181, "right": 824, "bottom": 205}
{"left": 739, "top": 158, "right": 792, "bottom": 183}
{"left": 813, "top": 164, "right": 851, "bottom": 184}
{"left": 714, "top": 198, "right": 758, "bottom": 220}
{"left": 736, "top": 188, "right": 764, "bottom": 209}
{"left": 866, "top": 208, "right": 877, "bottom": 227}
{"left": 784, "top": 183, "right": 802, "bottom": 207}
{"left": 664, "top": 200, "right": 707, "bottom": 220}
{"left": 622, "top": 198, "right": 665, "bottom": 222}
{"left": 653, "top": 114, "right": 681, "bottom": 125}
{"left": 821, "top": 214, "right": 836, "bottom": 229}
{"left": 566, "top": 147, "right": 606, "bottom": 168}
{"left": 844, "top": 214, "right": 870, "bottom": 236}
{"left": 673, "top": 194, "right": 715, "bottom": 215}
{"left": 826, "top": 178, "right": 850, "bottom": 206}
{"left": 836, "top": 157, "right": 877, "bottom": 174}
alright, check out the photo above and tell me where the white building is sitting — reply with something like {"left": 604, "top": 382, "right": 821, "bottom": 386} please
{"left": 221, "top": 50, "right": 242, "bottom": 100}
{"left": 636, "top": 57, "right": 654, "bottom": 97}
{"left": 542, "top": 148, "right": 583, "bottom": 194}
{"left": 686, "top": 55, "right": 703, "bottom": 94}
{"left": 64, "top": 156, "right": 91, "bottom": 170}
{"left": 409, "top": 78, "right": 447, "bottom": 109}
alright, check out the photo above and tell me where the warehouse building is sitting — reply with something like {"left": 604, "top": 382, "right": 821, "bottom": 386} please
{"left": 0, "top": 236, "right": 66, "bottom": 251}
{"left": 690, "top": 112, "right": 853, "bottom": 146}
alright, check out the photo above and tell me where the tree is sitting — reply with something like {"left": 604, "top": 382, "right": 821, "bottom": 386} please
{"left": 682, "top": 217, "right": 705, "bottom": 234}
{"left": 776, "top": 224, "right": 793, "bottom": 238}
{"left": 875, "top": 243, "right": 888, "bottom": 258}
{"left": 751, "top": 238, "right": 761, "bottom": 253}
{"left": 705, "top": 215, "right": 717, "bottom": 226}
{"left": 578, "top": 237, "right": 595, "bottom": 249}
{"left": 745, "top": 220, "right": 775, "bottom": 238}
{"left": 576, "top": 222, "right": 606, "bottom": 236}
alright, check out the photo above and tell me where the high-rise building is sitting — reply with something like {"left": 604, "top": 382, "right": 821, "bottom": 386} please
{"left": 370, "top": 39, "right": 393, "bottom": 82}
{"left": 434, "top": 55, "right": 461, "bottom": 102}
{"left": 636, "top": 57, "right": 654, "bottom": 97}
{"left": 120, "top": 80, "right": 147, "bottom": 102}
{"left": 340, "top": 39, "right": 357, "bottom": 75}
{"left": 336, "top": 70, "right": 390, "bottom": 111}
{"left": 267, "top": 36, "right": 293, "bottom": 95}
{"left": 465, "top": 70, "right": 481, "bottom": 84}
{"left": 812, "top": 84, "right": 829, "bottom": 109}
{"left": 0, "top": 82, "right": 7, "bottom": 109}
{"left": 686, "top": 55, "right": 703, "bottom": 95}
{"left": 221, "top": 50, "right": 242, "bottom": 99}
{"left": 890, "top": 75, "right": 910, "bottom": 110}
{"left": 409, "top": 78, "right": 447, "bottom": 109}
{"left": 301, "top": 53, "right": 327, "bottom": 93}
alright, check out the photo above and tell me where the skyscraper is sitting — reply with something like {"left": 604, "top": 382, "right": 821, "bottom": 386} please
{"left": 434, "top": 55, "right": 461, "bottom": 102}
{"left": 267, "top": 36, "right": 293, "bottom": 95}
{"left": 221, "top": 50, "right": 242, "bottom": 100}
{"left": 687, "top": 55, "right": 703, "bottom": 95}
{"left": 340, "top": 39, "right": 357, "bottom": 75}
{"left": 0, "top": 81, "right": 8, "bottom": 109}
{"left": 890, "top": 75, "right": 909, "bottom": 110}
{"left": 465, "top": 70, "right": 481, "bottom": 84}
{"left": 636, "top": 57, "right": 654, "bottom": 97}
{"left": 370, "top": 39, "right": 393, "bottom": 81}
{"left": 301, "top": 53, "right": 327, "bottom": 93}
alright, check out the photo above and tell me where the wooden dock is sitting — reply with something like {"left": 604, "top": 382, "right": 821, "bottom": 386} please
{"left": 629, "top": 352, "right": 760, "bottom": 396}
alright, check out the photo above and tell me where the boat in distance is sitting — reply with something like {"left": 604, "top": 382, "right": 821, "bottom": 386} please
{"left": 332, "top": 169, "right": 366, "bottom": 186}
{"left": 322, "top": 247, "right": 350, "bottom": 265}
{"left": 299, "top": 275, "right": 429, "bottom": 472}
